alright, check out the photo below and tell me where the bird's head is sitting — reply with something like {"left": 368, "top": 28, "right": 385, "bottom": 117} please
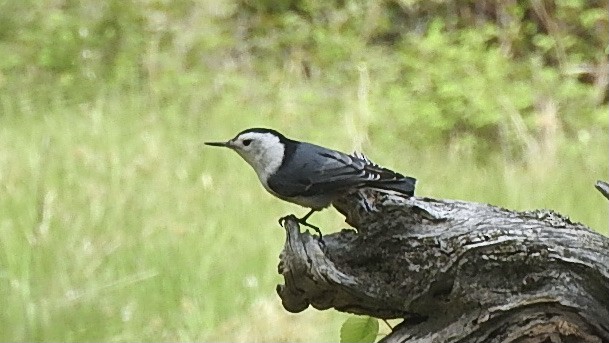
{"left": 205, "top": 128, "right": 290, "bottom": 181}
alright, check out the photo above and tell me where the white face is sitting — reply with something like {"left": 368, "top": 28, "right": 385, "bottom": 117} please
{"left": 228, "top": 132, "right": 285, "bottom": 185}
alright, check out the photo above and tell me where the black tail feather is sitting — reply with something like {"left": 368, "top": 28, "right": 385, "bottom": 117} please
{"left": 372, "top": 176, "right": 416, "bottom": 196}
{"left": 349, "top": 151, "right": 416, "bottom": 196}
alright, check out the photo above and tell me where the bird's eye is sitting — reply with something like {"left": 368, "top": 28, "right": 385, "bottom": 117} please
{"left": 242, "top": 139, "right": 252, "bottom": 146}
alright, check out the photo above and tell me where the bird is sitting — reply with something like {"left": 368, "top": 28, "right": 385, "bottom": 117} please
{"left": 205, "top": 128, "right": 416, "bottom": 238}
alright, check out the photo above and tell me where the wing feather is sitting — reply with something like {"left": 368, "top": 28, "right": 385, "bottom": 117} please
{"left": 268, "top": 145, "right": 415, "bottom": 197}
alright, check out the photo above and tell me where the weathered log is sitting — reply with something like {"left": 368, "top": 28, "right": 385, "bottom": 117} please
{"left": 276, "top": 188, "right": 609, "bottom": 343}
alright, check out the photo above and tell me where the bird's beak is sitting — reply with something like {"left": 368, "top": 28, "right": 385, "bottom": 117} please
{"left": 204, "top": 141, "right": 232, "bottom": 148}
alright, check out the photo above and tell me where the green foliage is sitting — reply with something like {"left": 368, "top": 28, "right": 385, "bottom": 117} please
{"left": 340, "top": 316, "right": 379, "bottom": 343}
{"left": 0, "top": 0, "right": 606, "bottom": 341}
{"left": 0, "top": 0, "right": 604, "bottom": 154}
{"left": 232, "top": 0, "right": 606, "bottom": 154}
{"left": 0, "top": 0, "right": 234, "bottom": 99}
{"left": 366, "top": 23, "right": 605, "bottom": 155}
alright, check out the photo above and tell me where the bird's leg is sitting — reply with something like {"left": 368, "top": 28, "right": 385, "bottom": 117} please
{"left": 299, "top": 208, "right": 316, "bottom": 222}
{"left": 278, "top": 209, "right": 323, "bottom": 241}
{"left": 296, "top": 209, "right": 323, "bottom": 241}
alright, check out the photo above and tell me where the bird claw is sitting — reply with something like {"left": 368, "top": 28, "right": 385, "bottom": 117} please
{"left": 278, "top": 214, "right": 324, "bottom": 244}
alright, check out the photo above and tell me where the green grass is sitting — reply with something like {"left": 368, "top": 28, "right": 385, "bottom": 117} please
{"left": 0, "top": 1, "right": 606, "bottom": 340}
{"left": 0, "top": 79, "right": 606, "bottom": 341}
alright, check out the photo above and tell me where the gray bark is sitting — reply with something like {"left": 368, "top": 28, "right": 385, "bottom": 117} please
{"left": 276, "top": 188, "right": 609, "bottom": 343}
{"left": 596, "top": 180, "right": 609, "bottom": 201}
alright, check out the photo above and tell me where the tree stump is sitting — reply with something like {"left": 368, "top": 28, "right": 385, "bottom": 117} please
{"left": 276, "top": 187, "right": 609, "bottom": 343}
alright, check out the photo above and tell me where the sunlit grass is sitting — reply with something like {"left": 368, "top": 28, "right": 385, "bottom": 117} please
{"left": 0, "top": 78, "right": 606, "bottom": 342}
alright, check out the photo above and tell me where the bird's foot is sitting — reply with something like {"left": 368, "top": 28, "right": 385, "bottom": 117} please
{"left": 297, "top": 220, "right": 323, "bottom": 242}
{"left": 278, "top": 214, "right": 324, "bottom": 243}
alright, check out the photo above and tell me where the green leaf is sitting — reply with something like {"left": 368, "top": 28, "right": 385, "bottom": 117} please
{"left": 340, "top": 316, "right": 379, "bottom": 343}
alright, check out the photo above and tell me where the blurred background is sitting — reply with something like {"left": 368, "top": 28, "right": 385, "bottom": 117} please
{"left": 0, "top": 0, "right": 607, "bottom": 341}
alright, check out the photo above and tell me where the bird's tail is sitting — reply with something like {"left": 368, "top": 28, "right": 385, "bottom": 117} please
{"left": 351, "top": 152, "right": 417, "bottom": 196}
{"left": 373, "top": 176, "right": 416, "bottom": 196}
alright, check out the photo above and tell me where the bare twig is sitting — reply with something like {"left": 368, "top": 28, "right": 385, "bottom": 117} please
{"left": 595, "top": 180, "right": 609, "bottom": 201}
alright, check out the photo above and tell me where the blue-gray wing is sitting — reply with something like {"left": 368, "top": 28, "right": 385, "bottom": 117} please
{"left": 268, "top": 142, "right": 416, "bottom": 197}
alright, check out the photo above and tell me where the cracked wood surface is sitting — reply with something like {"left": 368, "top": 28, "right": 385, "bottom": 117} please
{"left": 276, "top": 188, "right": 609, "bottom": 343}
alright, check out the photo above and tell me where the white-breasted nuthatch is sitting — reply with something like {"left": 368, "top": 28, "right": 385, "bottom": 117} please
{"left": 205, "top": 128, "right": 416, "bottom": 237}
